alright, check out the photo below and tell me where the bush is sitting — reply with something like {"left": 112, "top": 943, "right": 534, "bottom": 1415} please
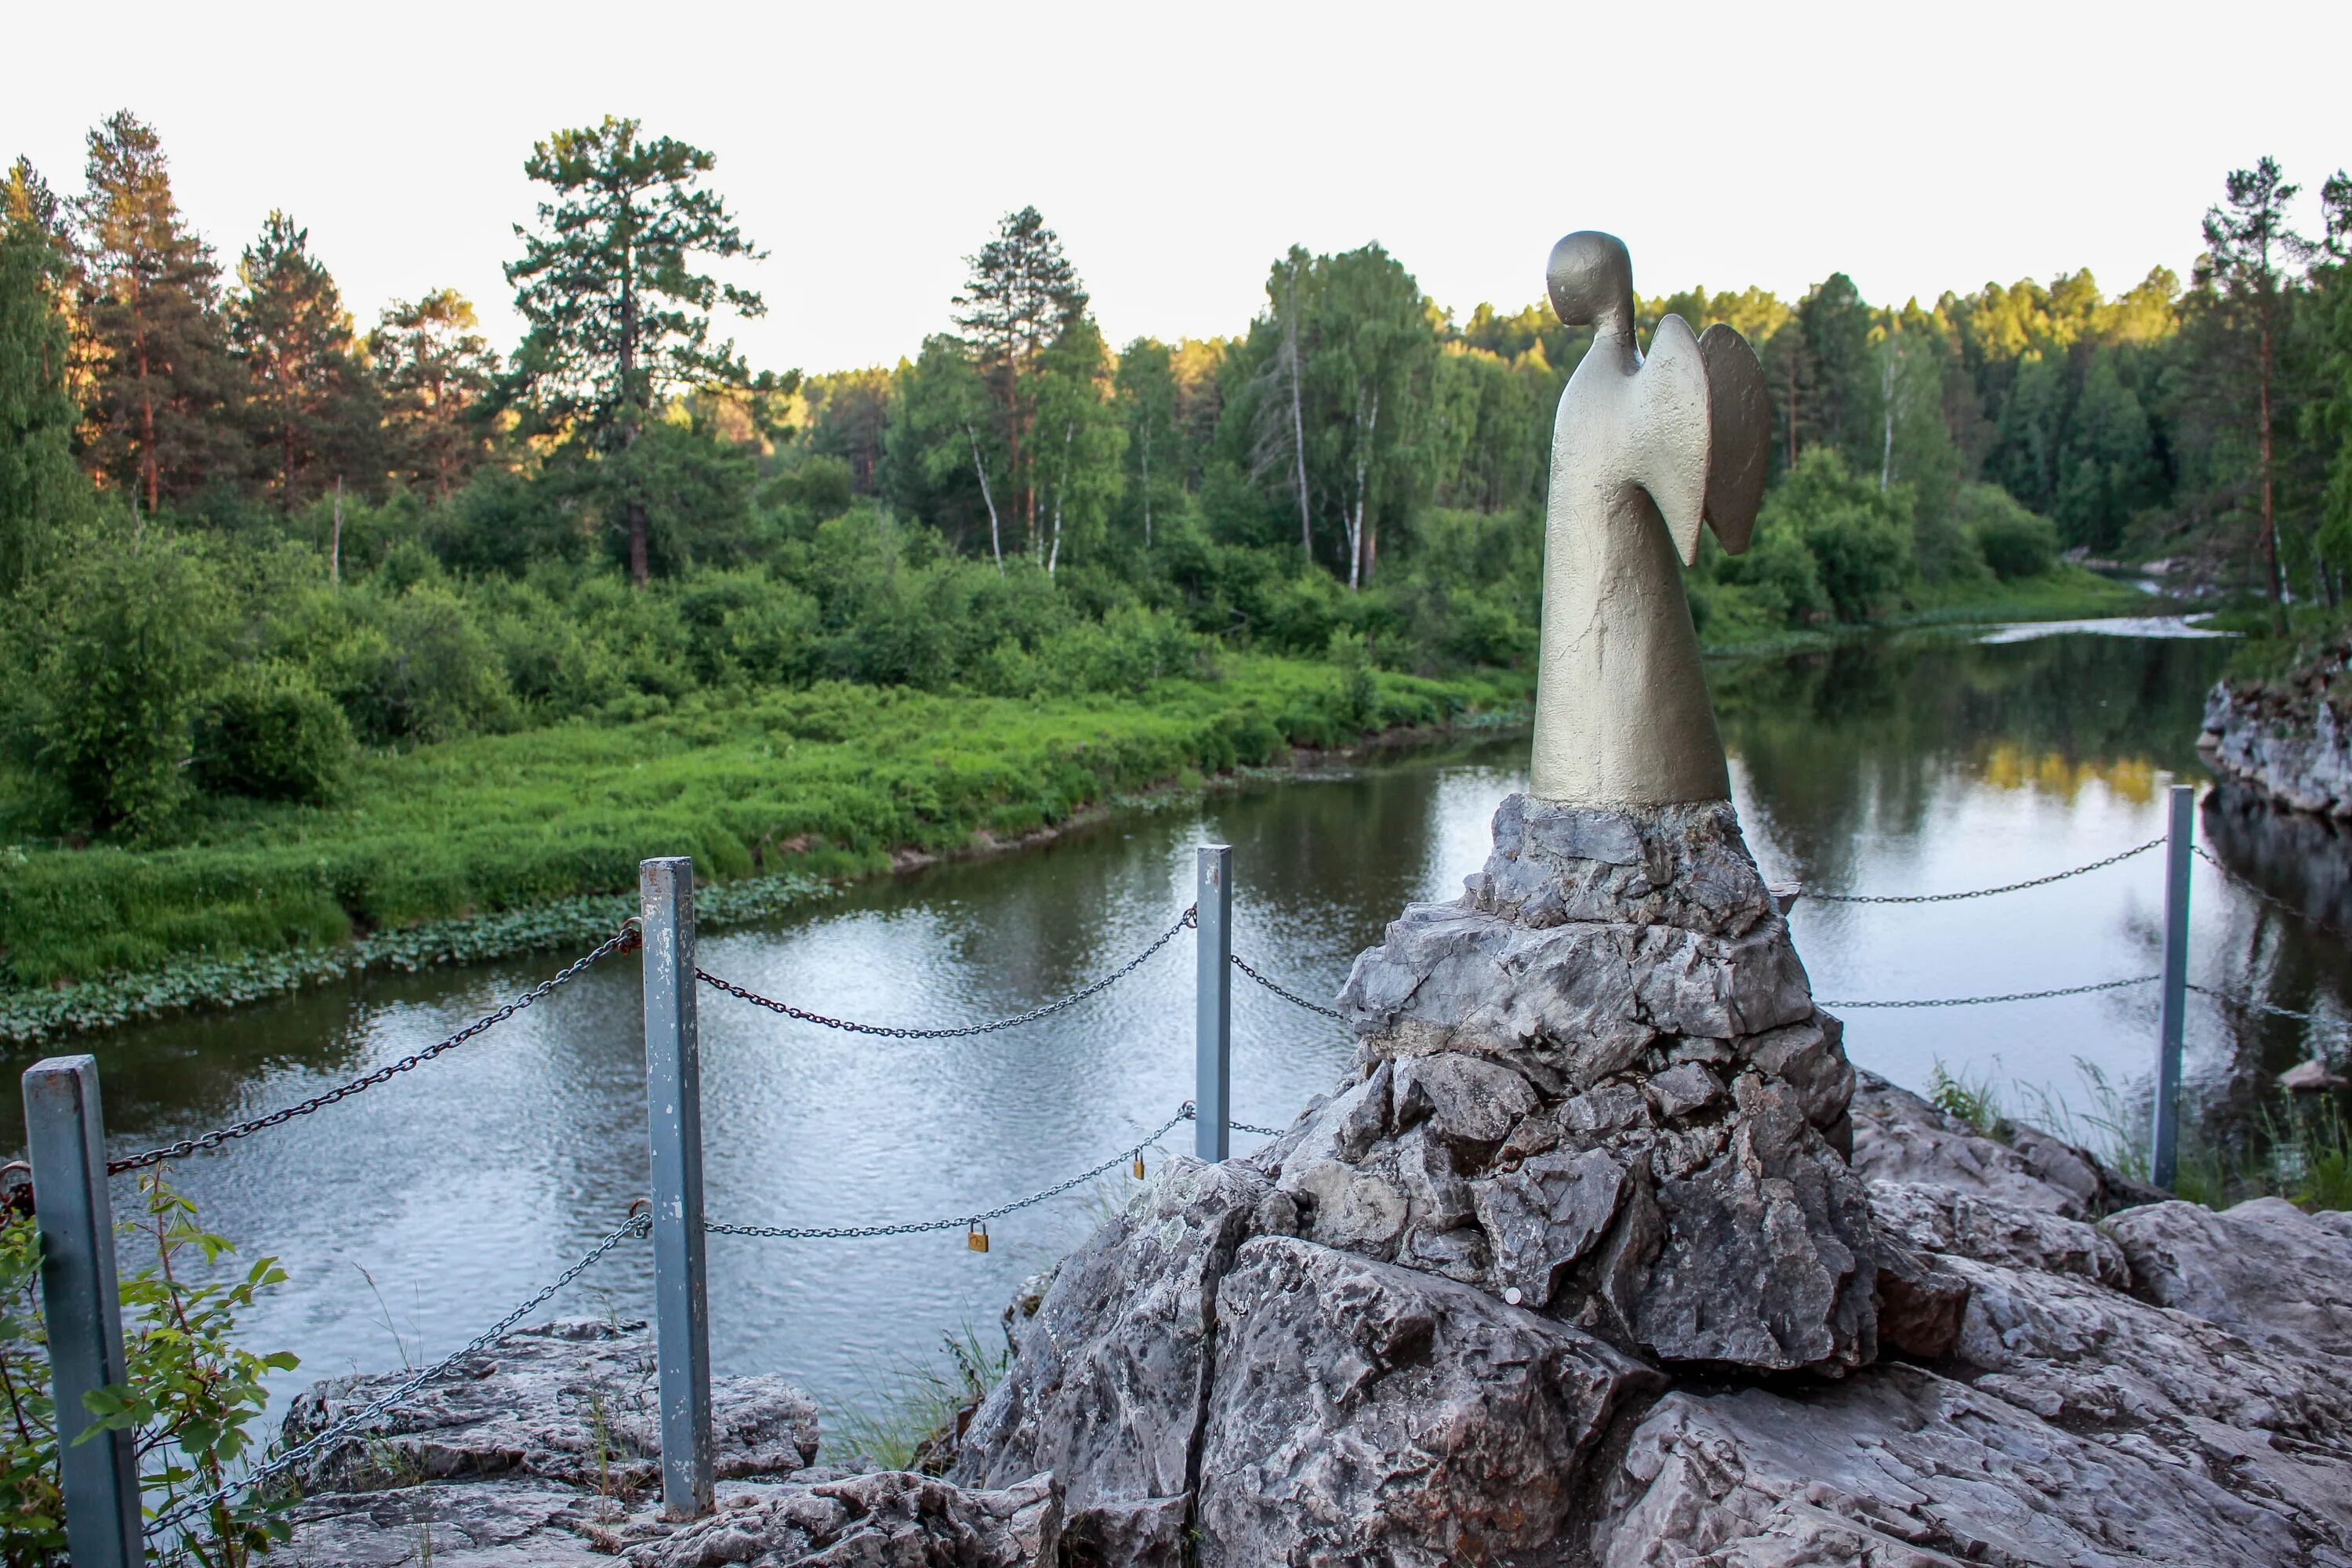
{"left": 22, "top": 534, "right": 227, "bottom": 837}
{"left": 1756, "top": 449, "right": 1912, "bottom": 622}
{"left": 192, "top": 663, "right": 354, "bottom": 803}
{"left": 1958, "top": 482, "right": 2061, "bottom": 581}
{"left": 328, "top": 583, "right": 517, "bottom": 745}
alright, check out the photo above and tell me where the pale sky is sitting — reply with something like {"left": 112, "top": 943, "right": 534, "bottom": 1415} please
{"left": 6, "top": 0, "right": 2346, "bottom": 376}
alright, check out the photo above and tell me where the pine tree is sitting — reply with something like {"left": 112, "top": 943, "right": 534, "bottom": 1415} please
{"left": 503, "top": 116, "right": 766, "bottom": 585}
{"left": 2198, "top": 157, "right": 2306, "bottom": 622}
{"left": 2, "top": 157, "right": 91, "bottom": 588}
{"left": 953, "top": 206, "right": 1088, "bottom": 557}
{"left": 372, "top": 288, "right": 498, "bottom": 499}
{"left": 74, "top": 111, "right": 241, "bottom": 510}
{"left": 229, "top": 211, "right": 376, "bottom": 510}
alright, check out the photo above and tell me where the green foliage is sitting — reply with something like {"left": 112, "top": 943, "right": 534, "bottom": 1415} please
{"left": 0, "top": 1172, "right": 296, "bottom": 1568}
{"left": 191, "top": 662, "right": 353, "bottom": 803}
{"left": 20, "top": 530, "right": 227, "bottom": 837}
{"left": 0, "top": 656, "right": 1518, "bottom": 1001}
{"left": 1956, "top": 482, "right": 2062, "bottom": 580}
{"left": 1927, "top": 1059, "right": 2006, "bottom": 1139}
{"left": 828, "top": 1323, "right": 1011, "bottom": 1473}
{"left": 0, "top": 159, "right": 93, "bottom": 593}
{"left": 1754, "top": 448, "right": 1912, "bottom": 622}
{"left": 326, "top": 581, "right": 518, "bottom": 745}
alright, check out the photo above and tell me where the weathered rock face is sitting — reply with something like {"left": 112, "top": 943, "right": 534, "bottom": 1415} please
{"left": 1195, "top": 1236, "right": 1662, "bottom": 1566}
{"left": 279, "top": 1321, "right": 1059, "bottom": 1568}
{"left": 1314, "top": 793, "right": 1877, "bottom": 1374}
{"left": 2202, "top": 642, "right": 2352, "bottom": 818}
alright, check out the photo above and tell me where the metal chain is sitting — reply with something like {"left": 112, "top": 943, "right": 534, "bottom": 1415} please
{"left": 706, "top": 1107, "right": 1194, "bottom": 1240}
{"left": 1182, "top": 1105, "right": 1288, "bottom": 1138}
{"left": 1800, "top": 837, "right": 2165, "bottom": 903}
{"left": 144, "top": 1212, "right": 648, "bottom": 1543}
{"left": 2187, "top": 982, "right": 2352, "bottom": 1036}
{"left": 1820, "top": 974, "right": 2158, "bottom": 1009}
{"left": 2194, "top": 846, "right": 2352, "bottom": 942}
{"left": 696, "top": 906, "right": 1196, "bottom": 1039}
{"left": 1230, "top": 953, "right": 1348, "bottom": 1021}
{"left": 109, "top": 927, "right": 642, "bottom": 1176}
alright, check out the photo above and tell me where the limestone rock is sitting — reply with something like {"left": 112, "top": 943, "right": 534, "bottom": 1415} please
{"left": 619, "top": 1471, "right": 1060, "bottom": 1568}
{"left": 1848, "top": 1069, "right": 2159, "bottom": 1219}
{"left": 280, "top": 1319, "right": 818, "bottom": 1497}
{"left": 953, "top": 1157, "right": 1268, "bottom": 1517}
{"left": 1868, "top": 1178, "right": 2128, "bottom": 1287}
{"left": 1195, "top": 1235, "right": 1664, "bottom": 1567}
{"left": 281, "top": 1477, "right": 612, "bottom": 1568}
{"left": 2107, "top": 1196, "right": 2352, "bottom": 1364}
{"left": 2201, "top": 650, "right": 2352, "bottom": 818}
{"left": 1307, "top": 794, "right": 1879, "bottom": 1373}
{"left": 1591, "top": 1363, "right": 2348, "bottom": 1567}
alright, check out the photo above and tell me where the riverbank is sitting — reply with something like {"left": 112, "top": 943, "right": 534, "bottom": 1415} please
{"left": 1696, "top": 561, "right": 2154, "bottom": 659}
{"left": 0, "top": 656, "right": 1526, "bottom": 1043}
{"left": 2200, "top": 619, "right": 2351, "bottom": 818}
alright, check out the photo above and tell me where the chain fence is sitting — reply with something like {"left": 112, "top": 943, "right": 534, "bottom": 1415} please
{"left": 2194, "top": 845, "right": 2352, "bottom": 942}
{"left": 107, "top": 927, "right": 641, "bottom": 1176}
{"left": 1798, "top": 837, "right": 2165, "bottom": 903}
{"left": 696, "top": 906, "right": 1196, "bottom": 1039}
{"left": 2188, "top": 982, "right": 2352, "bottom": 1040}
{"left": 144, "top": 1212, "right": 648, "bottom": 1544}
{"left": 706, "top": 1106, "right": 1196, "bottom": 1240}
{"left": 1230, "top": 953, "right": 1348, "bottom": 1021}
{"left": 1819, "top": 975, "right": 2159, "bottom": 1010}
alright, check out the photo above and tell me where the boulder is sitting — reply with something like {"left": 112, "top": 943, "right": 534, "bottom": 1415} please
{"left": 1316, "top": 795, "right": 1878, "bottom": 1373}
{"left": 280, "top": 1319, "right": 818, "bottom": 1497}
{"left": 1195, "top": 1235, "right": 1662, "bottom": 1566}
{"left": 2107, "top": 1196, "right": 2352, "bottom": 1364}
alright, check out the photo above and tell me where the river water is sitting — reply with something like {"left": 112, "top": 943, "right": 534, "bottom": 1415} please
{"left": 9, "top": 619, "right": 2350, "bottom": 1430}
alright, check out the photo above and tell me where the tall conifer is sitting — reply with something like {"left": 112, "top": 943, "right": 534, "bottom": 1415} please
{"left": 74, "top": 111, "right": 240, "bottom": 510}
{"left": 229, "top": 210, "right": 376, "bottom": 510}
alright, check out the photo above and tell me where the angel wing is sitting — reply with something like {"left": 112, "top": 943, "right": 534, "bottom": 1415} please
{"left": 1627, "top": 314, "right": 1711, "bottom": 566}
{"left": 1698, "top": 324, "right": 1769, "bottom": 555}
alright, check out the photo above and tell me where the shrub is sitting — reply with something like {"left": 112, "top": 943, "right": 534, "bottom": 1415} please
{"left": 1958, "top": 482, "right": 2061, "bottom": 581}
{"left": 192, "top": 663, "right": 354, "bottom": 803}
{"left": 328, "top": 583, "right": 518, "bottom": 745}
{"left": 23, "top": 533, "right": 227, "bottom": 837}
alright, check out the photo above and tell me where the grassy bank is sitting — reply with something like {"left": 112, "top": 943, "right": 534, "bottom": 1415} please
{"left": 1, "top": 656, "right": 1523, "bottom": 1041}
{"left": 1697, "top": 564, "right": 2156, "bottom": 659}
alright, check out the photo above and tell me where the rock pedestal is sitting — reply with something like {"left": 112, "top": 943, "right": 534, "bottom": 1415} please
{"left": 1316, "top": 793, "right": 1876, "bottom": 1373}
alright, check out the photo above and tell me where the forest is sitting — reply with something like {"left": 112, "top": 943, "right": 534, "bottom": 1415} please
{"left": 2, "top": 111, "right": 2349, "bottom": 861}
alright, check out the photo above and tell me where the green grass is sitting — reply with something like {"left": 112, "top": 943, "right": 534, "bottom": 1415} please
{"left": 1699, "top": 564, "right": 2154, "bottom": 659}
{"left": 0, "top": 657, "right": 1523, "bottom": 1038}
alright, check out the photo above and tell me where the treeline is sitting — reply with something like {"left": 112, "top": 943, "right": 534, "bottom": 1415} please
{"left": 1, "top": 111, "right": 2346, "bottom": 846}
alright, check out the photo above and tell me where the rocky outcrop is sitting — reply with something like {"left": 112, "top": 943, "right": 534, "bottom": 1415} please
{"left": 281, "top": 793, "right": 2352, "bottom": 1566}
{"left": 2201, "top": 635, "right": 2352, "bottom": 817}
{"left": 277, "top": 1320, "right": 1059, "bottom": 1567}
{"left": 1308, "top": 794, "right": 1877, "bottom": 1375}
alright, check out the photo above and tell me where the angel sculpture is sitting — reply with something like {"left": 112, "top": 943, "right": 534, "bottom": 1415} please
{"left": 1530, "top": 230, "right": 1770, "bottom": 807}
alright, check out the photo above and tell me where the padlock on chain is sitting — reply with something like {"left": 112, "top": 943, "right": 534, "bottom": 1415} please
{"left": 967, "top": 1221, "right": 989, "bottom": 1254}
{"left": 1131, "top": 1153, "right": 1146, "bottom": 1179}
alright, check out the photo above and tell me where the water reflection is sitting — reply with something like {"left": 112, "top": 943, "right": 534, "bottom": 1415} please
{"left": 4, "top": 625, "right": 2347, "bottom": 1428}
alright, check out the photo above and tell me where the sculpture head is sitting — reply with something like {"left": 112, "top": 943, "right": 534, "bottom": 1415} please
{"left": 1548, "top": 231, "right": 1635, "bottom": 338}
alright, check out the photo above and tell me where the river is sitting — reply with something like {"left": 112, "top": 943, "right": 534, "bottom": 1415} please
{"left": 8, "top": 619, "right": 2350, "bottom": 1432}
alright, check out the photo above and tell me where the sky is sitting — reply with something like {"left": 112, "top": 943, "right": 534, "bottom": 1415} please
{"left": 6, "top": 0, "right": 2347, "bottom": 376}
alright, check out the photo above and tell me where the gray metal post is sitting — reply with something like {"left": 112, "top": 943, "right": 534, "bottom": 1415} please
{"left": 2151, "top": 785, "right": 2195, "bottom": 1191}
{"left": 1195, "top": 845, "right": 1232, "bottom": 1162}
{"left": 22, "top": 1056, "right": 142, "bottom": 1568}
{"left": 641, "top": 858, "right": 713, "bottom": 1519}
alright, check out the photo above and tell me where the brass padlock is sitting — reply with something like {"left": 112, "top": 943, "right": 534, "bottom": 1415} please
{"left": 967, "top": 1221, "right": 989, "bottom": 1254}
{"left": 1131, "top": 1155, "right": 1146, "bottom": 1179}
